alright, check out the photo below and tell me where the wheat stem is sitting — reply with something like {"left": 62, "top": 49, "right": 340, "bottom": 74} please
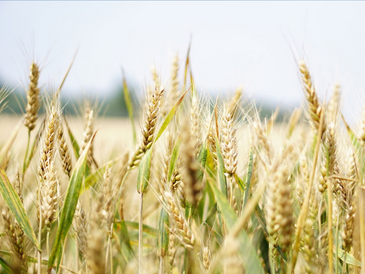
{"left": 139, "top": 192, "right": 144, "bottom": 274}
{"left": 38, "top": 185, "right": 42, "bottom": 274}
{"left": 46, "top": 228, "right": 50, "bottom": 258}
{"left": 328, "top": 177, "right": 333, "bottom": 274}
{"left": 22, "top": 130, "right": 31, "bottom": 179}
{"left": 159, "top": 257, "right": 164, "bottom": 274}
{"left": 110, "top": 234, "right": 113, "bottom": 274}
{"left": 359, "top": 187, "right": 365, "bottom": 274}
{"left": 75, "top": 238, "right": 79, "bottom": 273}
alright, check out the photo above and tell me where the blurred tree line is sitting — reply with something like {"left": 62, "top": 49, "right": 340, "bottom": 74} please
{"left": 0, "top": 78, "right": 290, "bottom": 121}
{"left": 0, "top": 80, "right": 138, "bottom": 117}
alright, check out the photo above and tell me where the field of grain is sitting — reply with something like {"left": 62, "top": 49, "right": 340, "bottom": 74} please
{"left": 0, "top": 55, "right": 364, "bottom": 274}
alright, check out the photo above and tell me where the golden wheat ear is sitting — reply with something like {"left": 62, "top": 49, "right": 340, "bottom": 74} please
{"left": 181, "top": 118, "right": 200, "bottom": 207}
{"left": 24, "top": 61, "right": 41, "bottom": 132}
{"left": 158, "top": 131, "right": 175, "bottom": 197}
{"left": 58, "top": 119, "right": 72, "bottom": 178}
{"left": 80, "top": 104, "right": 94, "bottom": 167}
{"left": 2, "top": 208, "right": 28, "bottom": 273}
{"left": 163, "top": 54, "right": 180, "bottom": 117}
{"left": 41, "top": 162, "right": 58, "bottom": 228}
{"left": 253, "top": 120, "right": 272, "bottom": 165}
{"left": 164, "top": 191, "right": 196, "bottom": 250}
{"left": 73, "top": 202, "right": 88, "bottom": 268}
{"left": 299, "top": 60, "right": 326, "bottom": 136}
{"left": 129, "top": 86, "right": 164, "bottom": 170}
{"left": 220, "top": 105, "right": 238, "bottom": 178}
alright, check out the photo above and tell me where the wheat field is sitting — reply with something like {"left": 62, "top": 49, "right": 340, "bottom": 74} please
{"left": 0, "top": 52, "right": 364, "bottom": 274}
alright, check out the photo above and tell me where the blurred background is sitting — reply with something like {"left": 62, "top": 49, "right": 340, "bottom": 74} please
{"left": 1, "top": 2, "right": 365, "bottom": 123}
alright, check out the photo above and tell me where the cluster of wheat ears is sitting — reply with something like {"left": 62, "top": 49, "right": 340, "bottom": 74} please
{"left": 1, "top": 51, "right": 365, "bottom": 274}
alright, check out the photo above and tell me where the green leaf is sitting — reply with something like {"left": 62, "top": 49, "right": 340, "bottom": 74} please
{"left": 243, "top": 147, "right": 254, "bottom": 209}
{"left": 154, "top": 87, "right": 190, "bottom": 143}
{"left": 137, "top": 148, "right": 152, "bottom": 194}
{"left": 337, "top": 247, "right": 361, "bottom": 267}
{"left": 24, "top": 118, "right": 45, "bottom": 173}
{"left": 197, "top": 142, "right": 208, "bottom": 182}
{"left": 114, "top": 219, "right": 134, "bottom": 255}
{"left": 122, "top": 70, "right": 137, "bottom": 144}
{"left": 182, "top": 39, "right": 191, "bottom": 94}
{"left": 234, "top": 174, "right": 245, "bottom": 193}
{"left": 64, "top": 117, "right": 80, "bottom": 159}
{"left": 124, "top": 221, "right": 157, "bottom": 236}
{"left": 207, "top": 179, "right": 265, "bottom": 274}
{"left": 55, "top": 53, "right": 76, "bottom": 97}
{"left": 253, "top": 205, "right": 287, "bottom": 261}
{"left": 342, "top": 114, "right": 365, "bottom": 180}
{"left": 27, "top": 256, "right": 77, "bottom": 274}
{"left": 0, "top": 169, "right": 38, "bottom": 248}
{"left": 48, "top": 130, "right": 98, "bottom": 272}
{"left": 254, "top": 206, "right": 269, "bottom": 238}
{"left": 157, "top": 208, "right": 169, "bottom": 257}
{"left": 208, "top": 178, "right": 236, "bottom": 227}
{"left": 83, "top": 156, "right": 120, "bottom": 193}
{"left": 168, "top": 139, "right": 181, "bottom": 182}
{"left": 215, "top": 139, "right": 227, "bottom": 197}
{"left": 0, "top": 255, "right": 12, "bottom": 273}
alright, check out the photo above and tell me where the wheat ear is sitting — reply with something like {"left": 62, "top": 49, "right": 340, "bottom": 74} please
{"left": 302, "top": 194, "right": 318, "bottom": 273}
{"left": 80, "top": 107, "right": 94, "bottom": 166}
{"left": 41, "top": 162, "right": 58, "bottom": 227}
{"left": 165, "top": 191, "right": 195, "bottom": 249}
{"left": 24, "top": 61, "right": 41, "bottom": 131}
{"left": 203, "top": 246, "right": 211, "bottom": 270}
{"left": 102, "top": 164, "right": 114, "bottom": 231}
{"left": 181, "top": 119, "right": 200, "bottom": 206}
{"left": 299, "top": 60, "right": 325, "bottom": 135}
{"left": 2, "top": 208, "right": 28, "bottom": 273}
{"left": 168, "top": 227, "right": 176, "bottom": 270}
{"left": 38, "top": 103, "right": 58, "bottom": 228}
{"left": 2, "top": 175, "right": 27, "bottom": 273}
{"left": 74, "top": 202, "right": 88, "bottom": 262}
{"left": 58, "top": 119, "right": 72, "bottom": 178}
{"left": 38, "top": 104, "right": 58, "bottom": 184}
{"left": 226, "top": 87, "right": 242, "bottom": 118}
{"left": 164, "top": 54, "right": 180, "bottom": 116}
{"left": 190, "top": 93, "right": 202, "bottom": 158}
{"left": 159, "top": 132, "right": 174, "bottom": 197}
{"left": 129, "top": 86, "right": 164, "bottom": 169}
{"left": 87, "top": 194, "right": 106, "bottom": 274}
{"left": 220, "top": 106, "right": 238, "bottom": 178}
{"left": 253, "top": 121, "right": 272, "bottom": 164}
{"left": 327, "top": 84, "right": 341, "bottom": 124}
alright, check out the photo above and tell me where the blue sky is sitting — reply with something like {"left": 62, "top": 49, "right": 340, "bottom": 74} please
{"left": 1, "top": 2, "right": 365, "bottom": 122}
